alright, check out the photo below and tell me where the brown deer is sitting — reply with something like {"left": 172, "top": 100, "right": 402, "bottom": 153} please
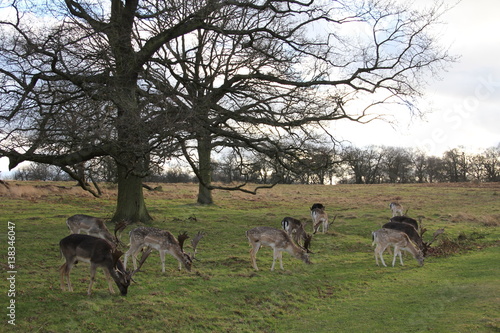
{"left": 59, "top": 234, "right": 149, "bottom": 296}
{"left": 124, "top": 227, "right": 204, "bottom": 273}
{"left": 372, "top": 228, "right": 424, "bottom": 267}
{"left": 246, "top": 226, "right": 311, "bottom": 271}
{"left": 281, "top": 217, "right": 312, "bottom": 251}
{"left": 310, "top": 203, "right": 330, "bottom": 234}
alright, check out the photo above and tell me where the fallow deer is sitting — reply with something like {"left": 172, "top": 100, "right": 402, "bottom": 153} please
{"left": 281, "top": 217, "right": 312, "bottom": 251}
{"left": 246, "top": 226, "right": 311, "bottom": 271}
{"left": 382, "top": 221, "right": 424, "bottom": 253}
{"left": 389, "top": 215, "right": 419, "bottom": 231}
{"left": 310, "top": 203, "right": 330, "bottom": 234}
{"left": 372, "top": 228, "right": 424, "bottom": 267}
{"left": 389, "top": 202, "right": 404, "bottom": 217}
{"left": 66, "top": 214, "right": 120, "bottom": 246}
{"left": 384, "top": 219, "right": 444, "bottom": 257}
{"left": 124, "top": 227, "right": 204, "bottom": 273}
{"left": 59, "top": 234, "right": 149, "bottom": 296}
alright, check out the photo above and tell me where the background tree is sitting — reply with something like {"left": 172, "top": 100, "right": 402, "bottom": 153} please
{"left": 1, "top": 0, "right": 454, "bottom": 219}
{"left": 478, "top": 146, "right": 500, "bottom": 182}
{"left": 382, "top": 146, "right": 413, "bottom": 183}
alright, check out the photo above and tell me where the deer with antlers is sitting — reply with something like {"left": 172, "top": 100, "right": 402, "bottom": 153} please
{"left": 383, "top": 218, "right": 444, "bottom": 257}
{"left": 124, "top": 227, "right": 204, "bottom": 273}
{"left": 65, "top": 214, "right": 125, "bottom": 247}
{"left": 281, "top": 217, "right": 311, "bottom": 248}
{"left": 59, "top": 234, "right": 149, "bottom": 296}
{"left": 246, "top": 226, "right": 312, "bottom": 271}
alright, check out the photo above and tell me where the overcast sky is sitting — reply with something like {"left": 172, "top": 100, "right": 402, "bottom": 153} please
{"left": 1, "top": 0, "right": 499, "bottom": 176}
{"left": 333, "top": 0, "right": 500, "bottom": 156}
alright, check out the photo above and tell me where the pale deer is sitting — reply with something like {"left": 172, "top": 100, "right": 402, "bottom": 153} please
{"left": 124, "top": 227, "right": 204, "bottom": 273}
{"left": 389, "top": 202, "right": 404, "bottom": 217}
{"left": 372, "top": 228, "right": 424, "bottom": 267}
{"left": 384, "top": 219, "right": 444, "bottom": 257}
{"left": 246, "top": 226, "right": 311, "bottom": 271}
{"left": 310, "top": 203, "right": 330, "bottom": 234}
{"left": 382, "top": 221, "right": 424, "bottom": 252}
{"left": 66, "top": 214, "right": 119, "bottom": 246}
{"left": 59, "top": 234, "right": 149, "bottom": 296}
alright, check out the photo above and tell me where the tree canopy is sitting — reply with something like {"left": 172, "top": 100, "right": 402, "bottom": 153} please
{"left": 0, "top": 0, "right": 454, "bottom": 221}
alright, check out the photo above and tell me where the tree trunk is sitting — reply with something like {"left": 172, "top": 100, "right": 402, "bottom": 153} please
{"left": 197, "top": 136, "right": 214, "bottom": 205}
{"left": 112, "top": 164, "right": 152, "bottom": 223}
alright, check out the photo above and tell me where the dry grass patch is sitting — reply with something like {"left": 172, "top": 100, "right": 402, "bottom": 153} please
{"left": 451, "top": 212, "right": 500, "bottom": 227}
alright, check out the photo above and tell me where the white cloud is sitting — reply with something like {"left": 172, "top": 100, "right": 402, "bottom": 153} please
{"left": 337, "top": 0, "right": 500, "bottom": 155}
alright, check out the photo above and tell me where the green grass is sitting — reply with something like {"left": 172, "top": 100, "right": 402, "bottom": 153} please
{"left": 1, "top": 182, "right": 499, "bottom": 332}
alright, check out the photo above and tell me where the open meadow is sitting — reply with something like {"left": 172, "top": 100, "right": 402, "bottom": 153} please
{"left": 1, "top": 181, "right": 499, "bottom": 332}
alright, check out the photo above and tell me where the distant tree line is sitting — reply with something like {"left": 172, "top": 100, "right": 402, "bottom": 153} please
{"left": 11, "top": 144, "right": 500, "bottom": 185}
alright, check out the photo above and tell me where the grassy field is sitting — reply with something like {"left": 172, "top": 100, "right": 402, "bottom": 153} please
{"left": 1, "top": 181, "right": 499, "bottom": 332}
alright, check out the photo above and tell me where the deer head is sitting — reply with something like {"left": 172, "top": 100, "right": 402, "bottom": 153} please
{"left": 178, "top": 231, "right": 205, "bottom": 264}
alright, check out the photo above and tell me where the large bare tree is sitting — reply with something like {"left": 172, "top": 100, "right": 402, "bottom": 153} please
{"left": 0, "top": 0, "right": 453, "bottom": 219}
{"left": 135, "top": 0, "right": 455, "bottom": 204}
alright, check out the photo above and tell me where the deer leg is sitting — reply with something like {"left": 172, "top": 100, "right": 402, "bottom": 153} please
{"left": 392, "top": 246, "right": 403, "bottom": 267}
{"left": 59, "top": 263, "right": 72, "bottom": 291}
{"left": 278, "top": 251, "right": 284, "bottom": 270}
{"left": 398, "top": 248, "right": 406, "bottom": 266}
{"left": 159, "top": 250, "right": 166, "bottom": 273}
{"left": 88, "top": 264, "right": 97, "bottom": 295}
{"left": 313, "top": 222, "right": 320, "bottom": 234}
{"left": 127, "top": 246, "right": 141, "bottom": 269}
{"left": 104, "top": 269, "right": 115, "bottom": 294}
{"left": 249, "top": 243, "right": 260, "bottom": 270}
{"left": 270, "top": 248, "right": 278, "bottom": 271}
{"left": 377, "top": 244, "right": 388, "bottom": 267}
{"left": 64, "top": 262, "right": 75, "bottom": 291}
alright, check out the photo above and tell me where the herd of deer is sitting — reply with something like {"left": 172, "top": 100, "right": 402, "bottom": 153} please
{"left": 59, "top": 201, "right": 444, "bottom": 296}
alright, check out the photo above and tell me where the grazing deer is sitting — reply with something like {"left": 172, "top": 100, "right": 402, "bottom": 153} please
{"left": 66, "top": 214, "right": 119, "bottom": 246}
{"left": 390, "top": 215, "right": 419, "bottom": 231}
{"left": 59, "top": 234, "right": 149, "bottom": 296}
{"left": 310, "top": 203, "right": 330, "bottom": 234}
{"left": 372, "top": 228, "right": 424, "bottom": 267}
{"left": 382, "top": 221, "right": 424, "bottom": 253}
{"left": 389, "top": 202, "right": 404, "bottom": 217}
{"left": 384, "top": 219, "right": 444, "bottom": 257}
{"left": 246, "top": 226, "right": 311, "bottom": 271}
{"left": 281, "top": 217, "right": 312, "bottom": 250}
{"left": 124, "top": 227, "right": 204, "bottom": 273}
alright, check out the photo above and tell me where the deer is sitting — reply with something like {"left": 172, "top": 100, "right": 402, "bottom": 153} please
{"left": 281, "top": 217, "right": 312, "bottom": 250}
{"left": 123, "top": 227, "right": 204, "bottom": 273}
{"left": 59, "top": 234, "right": 150, "bottom": 296}
{"left": 382, "top": 221, "right": 424, "bottom": 253}
{"left": 383, "top": 219, "right": 444, "bottom": 257}
{"left": 246, "top": 226, "right": 312, "bottom": 271}
{"left": 389, "top": 202, "right": 404, "bottom": 217}
{"left": 310, "top": 203, "right": 331, "bottom": 234}
{"left": 389, "top": 215, "right": 419, "bottom": 231}
{"left": 372, "top": 228, "right": 424, "bottom": 267}
{"left": 65, "top": 214, "right": 122, "bottom": 247}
